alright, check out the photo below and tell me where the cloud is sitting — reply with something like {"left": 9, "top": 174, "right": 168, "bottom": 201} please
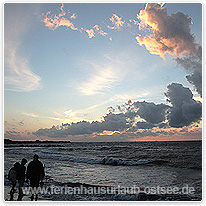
{"left": 4, "top": 120, "right": 24, "bottom": 130}
{"left": 5, "top": 130, "right": 21, "bottom": 138}
{"left": 4, "top": 4, "right": 42, "bottom": 92}
{"left": 22, "top": 112, "right": 40, "bottom": 118}
{"left": 85, "top": 25, "right": 108, "bottom": 39}
{"left": 70, "top": 13, "right": 77, "bottom": 20}
{"left": 22, "top": 112, "right": 65, "bottom": 123}
{"left": 132, "top": 101, "right": 169, "bottom": 124}
{"left": 42, "top": 4, "right": 80, "bottom": 31}
{"left": 165, "top": 83, "right": 202, "bottom": 128}
{"left": 135, "top": 122, "right": 155, "bottom": 129}
{"left": 136, "top": 3, "right": 202, "bottom": 97}
{"left": 42, "top": 4, "right": 109, "bottom": 40}
{"left": 93, "top": 25, "right": 108, "bottom": 36}
{"left": 78, "top": 66, "right": 119, "bottom": 95}
{"left": 4, "top": 129, "right": 39, "bottom": 141}
{"left": 33, "top": 112, "right": 130, "bottom": 137}
{"left": 32, "top": 81, "right": 202, "bottom": 138}
{"left": 176, "top": 47, "right": 202, "bottom": 97}
{"left": 6, "top": 130, "right": 21, "bottom": 135}
{"left": 14, "top": 3, "right": 201, "bottom": 140}
{"left": 5, "top": 46, "right": 42, "bottom": 92}
{"left": 110, "top": 92, "right": 150, "bottom": 103}
{"left": 136, "top": 3, "right": 200, "bottom": 58}
{"left": 77, "top": 55, "right": 127, "bottom": 95}
{"left": 62, "top": 100, "right": 112, "bottom": 123}
{"left": 54, "top": 91, "right": 150, "bottom": 124}
{"left": 107, "top": 14, "right": 125, "bottom": 30}
{"left": 127, "top": 125, "right": 202, "bottom": 142}
{"left": 109, "top": 83, "right": 202, "bottom": 129}
{"left": 86, "top": 29, "right": 95, "bottom": 38}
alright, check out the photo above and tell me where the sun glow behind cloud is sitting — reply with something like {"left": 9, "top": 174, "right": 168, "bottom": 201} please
{"left": 78, "top": 66, "right": 120, "bottom": 95}
{"left": 136, "top": 3, "right": 200, "bottom": 59}
{"left": 77, "top": 54, "right": 128, "bottom": 95}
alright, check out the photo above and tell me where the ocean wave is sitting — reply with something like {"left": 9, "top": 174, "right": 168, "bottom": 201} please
{"left": 100, "top": 157, "right": 168, "bottom": 166}
{"left": 41, "top": 154, "right": 168, "bottom": 166}
{"left": 37, "top": 154, "right": 168, "bottom": 166}
{"left": 6, "top": 148, "right": 169, "bottom": 166}
{"left": 8, "top": 149, "right": 201, "bottom": 169}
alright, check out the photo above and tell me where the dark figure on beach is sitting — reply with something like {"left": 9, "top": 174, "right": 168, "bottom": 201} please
{"left": 26, "top": 154, "right": 45, "bottom": 201}
{"left": 8, "top": 162, "right": 20, "bottom": 201}
{"left": 16, "top": 158, "right": 27, "bottom": 201}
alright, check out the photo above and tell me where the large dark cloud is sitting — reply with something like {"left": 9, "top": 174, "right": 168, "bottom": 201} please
{"left": 33, "top": 83, "right": 202, "bottom": 138}
{"left": 132, "top": 101, "right": 169, "bottom": 124}
{"left": 33, "top": 112, "right": 131, "bottom": 138}
{"left": 176, "top": 46, "right": 202, "bottom": 97}
{"left": 165, "top": 83, "right": 202, "bottom": 128}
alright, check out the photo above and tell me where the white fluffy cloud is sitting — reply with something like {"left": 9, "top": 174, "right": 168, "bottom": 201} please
{"left": 136, "top": 3, "right": 200, "bottom": 58}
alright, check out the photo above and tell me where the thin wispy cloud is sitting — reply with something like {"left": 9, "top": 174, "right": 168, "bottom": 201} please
{"left": 4, "top": 4, "right": 42, "bottom": 92}
{"left": 54, "top": 91, "right": 150, "bottom": 124}
{"left": 77, "top": 54, "right": 128, "bottom": 95}
{"left": 22, "top": 112, "right": 64, "bottom": 122}
{"left": 22, "top": 112, "right": 40, "bottom": 118}
{"left": 78, "top": 66, "right": 119, "bottom": 95}
{"left": 110, "top": 92, "right": 150, "bottom": 103}
{"left": 5, "top": 46, "right": 42, "bottom": 92}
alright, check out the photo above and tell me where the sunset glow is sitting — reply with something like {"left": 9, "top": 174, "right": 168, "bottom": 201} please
{"left": 4, "top": 3, "right": 202, "bottom": 142}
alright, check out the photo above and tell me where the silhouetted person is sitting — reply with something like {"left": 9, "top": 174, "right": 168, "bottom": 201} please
{"left": 16, "top": 158, "right": 27, "bottom": 201}
{"left": 8, "top": 162, "right": 20, "bottom": 201}
{"left": 26, "top": 154, "right": 45, "bottom": 201}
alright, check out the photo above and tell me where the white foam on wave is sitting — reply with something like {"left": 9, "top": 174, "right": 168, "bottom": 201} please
{"left": 9, "top": 149, "right": 167, "bottom": 166}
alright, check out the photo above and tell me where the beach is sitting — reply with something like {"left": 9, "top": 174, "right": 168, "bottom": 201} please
{"left": 4, "top": 141, "right": 202, "bottom": 201}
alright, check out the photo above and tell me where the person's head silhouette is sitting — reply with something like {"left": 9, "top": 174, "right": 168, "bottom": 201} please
{"left": 33, "top": 154, "right": 39, "bottom": 161}
{"left": 14, "top": 162, "right": 20, "bottom": 170}
{"left": 21, "top": 158, "right": 27, "bottom": 165}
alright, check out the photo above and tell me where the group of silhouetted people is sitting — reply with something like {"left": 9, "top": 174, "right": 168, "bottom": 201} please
{"left": 8, "top": 154, "right": 45, "bottom": 201}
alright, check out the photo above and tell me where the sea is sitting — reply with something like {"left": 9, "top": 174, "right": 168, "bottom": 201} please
{"left": 4, "top": 141, "right": 202, "bottom": 201}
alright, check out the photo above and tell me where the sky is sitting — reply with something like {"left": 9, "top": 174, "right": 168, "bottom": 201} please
{"left": 4, "top": 3, "right": 202, "bottom": 142}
